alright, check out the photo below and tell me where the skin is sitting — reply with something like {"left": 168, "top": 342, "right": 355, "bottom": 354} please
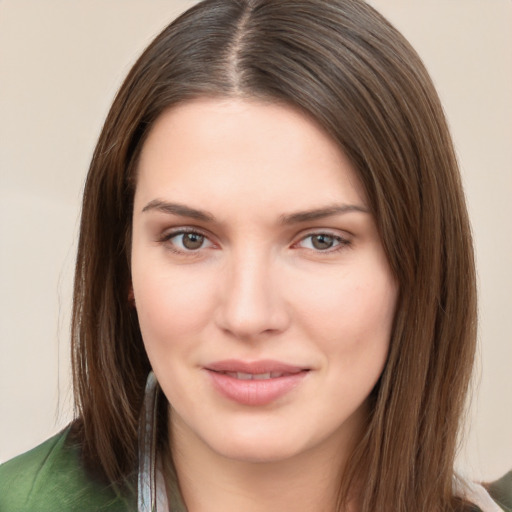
{"left": 131, "top": 98, "right": 398, "bottom": 511}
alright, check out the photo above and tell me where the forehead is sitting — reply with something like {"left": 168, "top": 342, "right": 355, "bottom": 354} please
{"left": 134, "top": 98, "right": 366, "bottom": 215}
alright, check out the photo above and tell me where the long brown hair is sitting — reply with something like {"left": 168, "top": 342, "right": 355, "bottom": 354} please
{"left": 71, "top": 1, "right": 477, "bottom": 510}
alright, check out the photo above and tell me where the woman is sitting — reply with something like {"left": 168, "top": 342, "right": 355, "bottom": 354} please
{"left": 0, "top": 0, "right": 510, "bottom": 510}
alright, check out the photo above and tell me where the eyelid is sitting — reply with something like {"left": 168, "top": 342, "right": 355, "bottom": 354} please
{"left": 158, "top": 226, "right": 217, "bottom": 252}
{"left": 159, "top": 225, "right": 210, "bottom": 240}
{"left": 157, "top": 226, "right": 352, "bottom": 254}
{"left": 292, "top": 229, "right": 352, "bottom": 252}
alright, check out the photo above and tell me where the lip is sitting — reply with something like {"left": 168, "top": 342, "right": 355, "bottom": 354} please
{"left": 204, "top": 359, "right": 310, "bottom": 406}
{"left": 206, "top": 359, "right": 306, "bottom": 375}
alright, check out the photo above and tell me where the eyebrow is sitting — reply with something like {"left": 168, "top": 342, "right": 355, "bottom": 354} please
{"left": 279, "top": 204, "right": 369, "bottom": 224}
{"left": 142, "top": 199, "right": 215, "bottom": 222}
{"left": 141, "top": 199, "right": 369, "bottom": 224}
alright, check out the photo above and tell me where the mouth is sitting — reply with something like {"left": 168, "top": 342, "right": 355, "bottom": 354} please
{"left": 218, "top": 371, "right": 301, "bottom": 380}
{"left": 205, "top": 359, "right": 308, "bottom": 375}
{"left": 204, "top": 360, "right": 310, "bottom": 406}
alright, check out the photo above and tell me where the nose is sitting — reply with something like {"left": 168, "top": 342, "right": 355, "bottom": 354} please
{"left": 215, "top": 251, "right": 290, "bottom": 340}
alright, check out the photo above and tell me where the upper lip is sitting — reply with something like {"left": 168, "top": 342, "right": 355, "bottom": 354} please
{"left": 205, "top": 359, "right": 308, "bottom": 375}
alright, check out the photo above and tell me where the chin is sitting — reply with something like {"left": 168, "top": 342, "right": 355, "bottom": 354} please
{"left": 198, "top": 421, "right": 316, "bottom": 464}
{"left": 214, "top": 438, "right": 304, "bottom": 464}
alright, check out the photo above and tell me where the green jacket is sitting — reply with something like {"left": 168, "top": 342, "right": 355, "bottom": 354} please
{"left": 0, "top": 429, "right": 136, "bottom": 511}
{"left": 1, "top": 429, "right": 511, "bottom": 511}
{"left": 488, "top": 473, "right": 512, "bottom": 512}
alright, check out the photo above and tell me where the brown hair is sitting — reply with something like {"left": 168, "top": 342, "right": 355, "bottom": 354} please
{"left": 71, "top": 0, "right": 477, "bottom": 510}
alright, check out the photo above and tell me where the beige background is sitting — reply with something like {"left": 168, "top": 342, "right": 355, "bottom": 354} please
{"left": 0, "top": 0, "right": 511, "bottom": 481}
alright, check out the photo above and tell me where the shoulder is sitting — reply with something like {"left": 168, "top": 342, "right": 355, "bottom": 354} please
{"left": 0, "top": 427, "right": 136, "bottom": 512}
{"left": 487, "top": 471, "right": 512, "bottom": 512}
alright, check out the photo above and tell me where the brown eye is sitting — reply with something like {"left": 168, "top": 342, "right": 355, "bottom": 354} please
{"left": 163, "top": 230, "right": 212, "bottom": 252}
{"left": 181, "top": 232, "right": 205, "bottom": 250}
{"left": 311, "top": 234, "right": 336, "bottom": 250}
{"left": 296, "top": 232, "right": 349, "bottom": 252}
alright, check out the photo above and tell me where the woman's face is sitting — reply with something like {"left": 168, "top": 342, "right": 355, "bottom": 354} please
{"left": 131, "top": 98, "right": 397, "bottom": 464}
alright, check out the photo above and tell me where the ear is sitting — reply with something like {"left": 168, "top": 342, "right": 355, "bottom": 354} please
{"left": 128, "top": 285, "right": 136, "bottom": 308}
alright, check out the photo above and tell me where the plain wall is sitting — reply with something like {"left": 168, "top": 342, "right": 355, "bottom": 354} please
{"left": 0, "top": 0, "right": 511, "bottom": 481}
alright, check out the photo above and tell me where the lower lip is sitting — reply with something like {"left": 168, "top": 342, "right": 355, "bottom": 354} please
{"left": 206, "top": 370, "right": 308, "bottom": 406}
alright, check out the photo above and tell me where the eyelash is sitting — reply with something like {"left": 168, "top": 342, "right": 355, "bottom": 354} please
{"left": 158, "top": 228, "right": 213, "bottom": 255}
{"left": 295, "top": 233, "right": 351, "bottom": 252}
{"left": 158, "top": 228, "right": 351, "bottom": 255}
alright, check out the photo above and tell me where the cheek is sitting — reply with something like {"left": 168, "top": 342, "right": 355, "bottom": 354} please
{"left": 132, "top": 262, "right": 217, "bottom": 343}
{"left": 290, "top": 263, "right": 397, "bottom": 357}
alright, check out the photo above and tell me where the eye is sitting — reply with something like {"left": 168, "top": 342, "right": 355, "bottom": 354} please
{"left": 297, "top": 233, "right": 349, "bottom": 251}
{"left": 162, "top": 229, "right": 213, "bottom": 252}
